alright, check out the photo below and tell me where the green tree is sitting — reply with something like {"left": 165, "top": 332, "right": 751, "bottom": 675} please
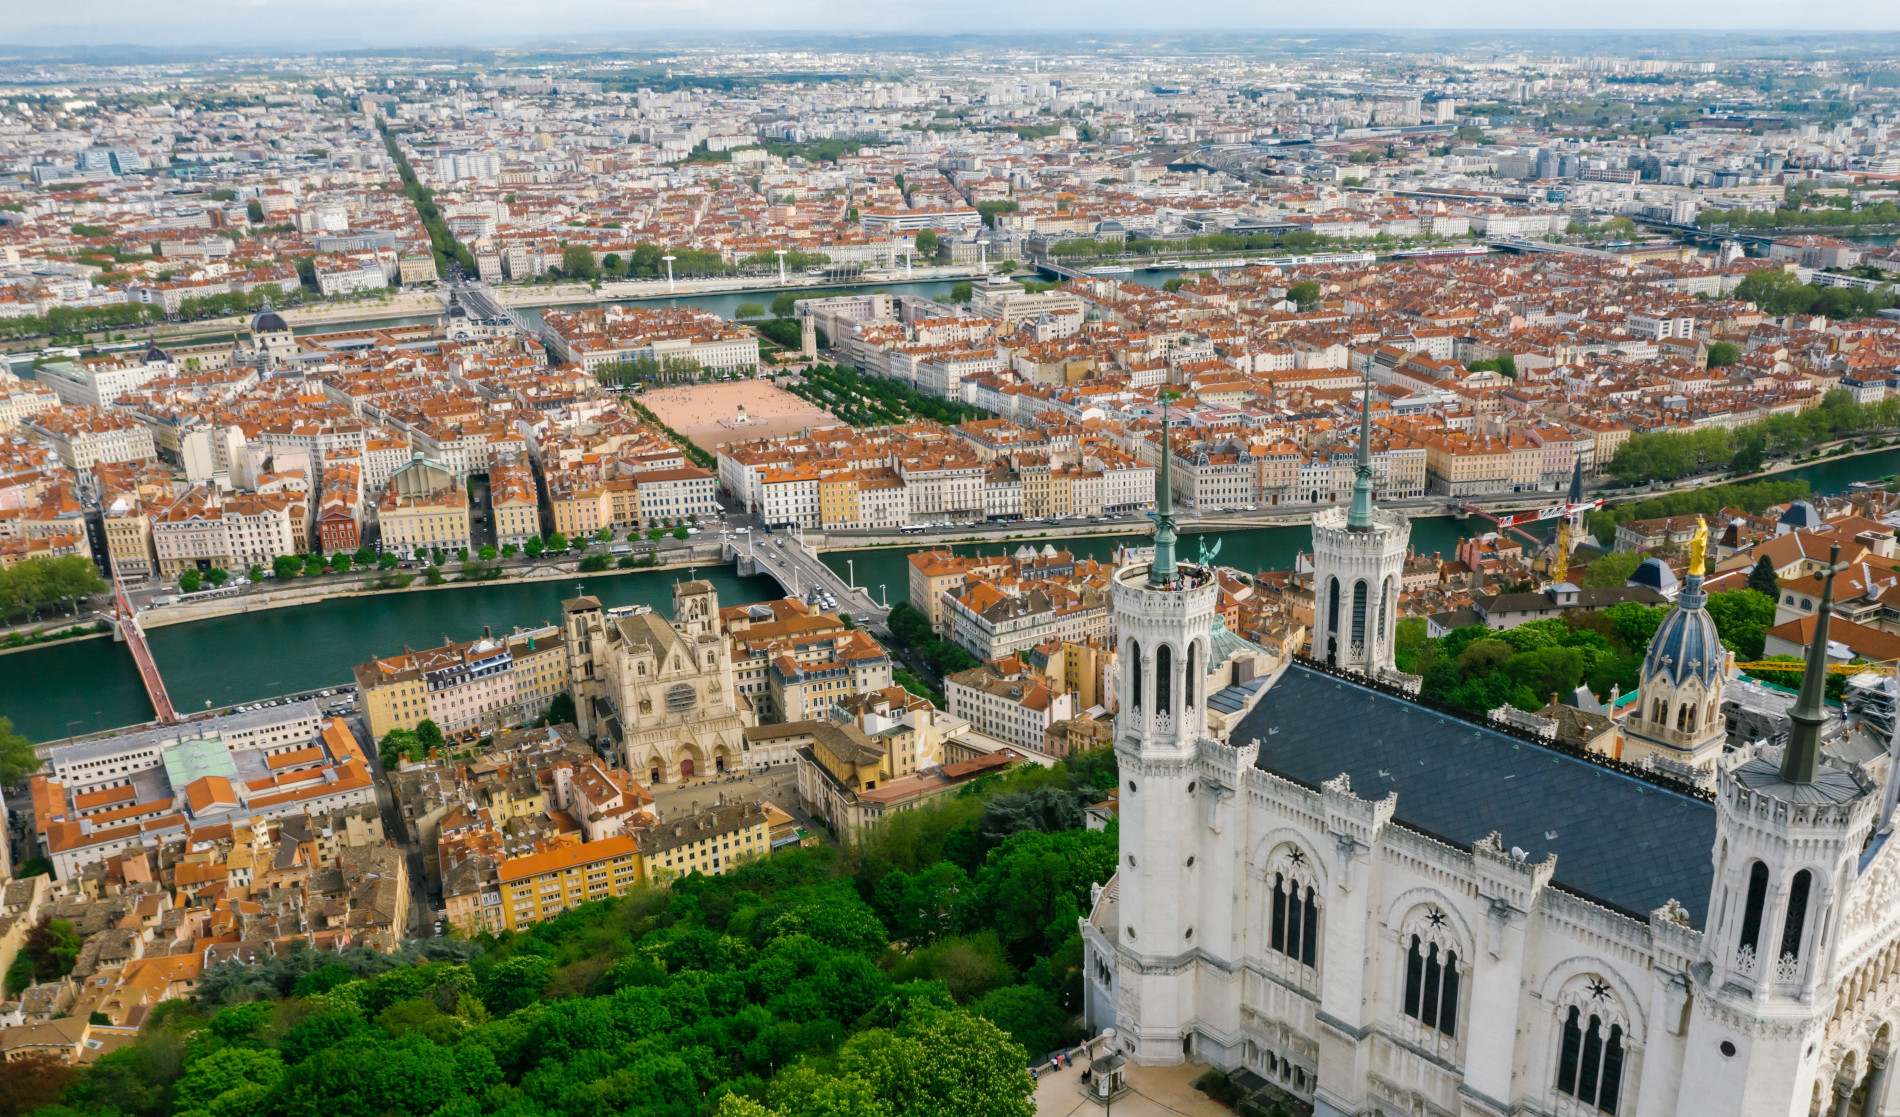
{"left": 478, "top": 545, "right": 496, "bottom": 561}
{"left": 378, "top": 728, "right": 421, "bottom": 768}
{"left": 0, "top": 718, "right": 41, "bottom": 785}
{"left": 1579, "top": 550, "right": 1645, "bottom": 588}
{"left": 544, "top": 691, "right": 576, "bottom": 726}
{"left": 735, "top": 301, "right": 766, "bottom": 319}
{"left": 1730, "top": 439, "right": 1765, "bottom": 475}
{"left": 546, "top": 532, "right": 569, "bottom": 552}
{"left": 1286, "top": 280, "right": 1322, "bottom": 308}
{"left": 969, "top": 984, "right": 1069, "bottom": 1060}
{"left": 273, "top": 554, "right": 301, "bottom": 580}
{"left": 414, "top": 719, "right": 445, "bottom": 755}
{"left": 1706, "top": 588, "right": 1778, "bottom": 660}
{"left": 303, "top": 553, "right": 327, "bottom": 577}
{"left": 425, "top": 565, "right": 444, "bottom": 585}
{"left": 1747, "top": 556, "right": 1781, "bottom": 597}
{"left": 772, "top": 291, "right": 801, "bottom": 318}
{"left": 246, "top": 200, "right": 265, "bottom": 222}
{"left": 764, "top": 1066, "right": 890, "bottom": 1117}
{"left": 950, "top": 282, "right": 973, "bottom": 304}
{"left": 524, "top": 535, "right": 544, "bottom": 557}
{"left": 839, "top": 1004, "right": 1035, "bottom": 1117}
{"left": 559, "top": 244, "right": 597, "bottom": 280}
{"left": 672, "top": 525, "right": 690, "bottom": 540}
{"left": 914, "top": 229, "right": 940, "bottom": 257}
{"left": 328, "top": 553, "right": 352, "bottom": 574}
{"left": 479, "top": 954, "right": 553, "bottom": 1016}
{"left": 172, "top": 1047, "right": 285, "bottom": 1113}
{"left": 1707, "top": 340, "right": 1741, "bottom": 368}
{"left": 179, "top": 569, "right": 202, "bottom": 593}
{"left": 354, "top": 545, "right": 376, "bottom": 566}
{"left": 204, "top": 567, "right": 229, "bottom": 587}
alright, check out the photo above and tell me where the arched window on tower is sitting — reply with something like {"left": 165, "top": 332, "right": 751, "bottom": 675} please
{"left": 1402, "top": 935, "right": 1459, "bottom": 1037}
{"left": 1269, "top": 871, "right": 1319, "bottom": 968}
{"left": 1557, "top": 1006, "right": 1625, "bottom": 1114}
{"left": 1350, "top": 579, "right": 1369, "bottom": 646}
{"left": 1677, "top": 703, "right": 1696, "bottom": 733}
{"left": 1156, "top": 644, "right": 1173, "bottom": 715}
{"left": 1738, "top": 861, "right": 1770, "bottom": 963}
{"left": 1780, "top": 868, "right": 1813, "bottom": 965}
{"left": 1128, "top": 640, "right": 1142, "bottom": 711}
{"left": 1184, "top": 643, "right": 1198, "bottom": 708}
{"left": 1379, "top": 577, "right": 1392, "bottom": 645}
{"left": 1651, "top": 699, "right": 1667, "bottom": 725}
{"left": 1327, "top": 577, "right": 1341, "bottom": 637}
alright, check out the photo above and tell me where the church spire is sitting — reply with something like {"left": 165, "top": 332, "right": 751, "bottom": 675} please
{"left": 1151, "top": 390, "right": 1178, "bottom": 585}
{"left": 1347, "top": 357, "right": 1376, "bottom": 532}
{"left": 1782, "top": 542, "right": 1847, "bottom": 784}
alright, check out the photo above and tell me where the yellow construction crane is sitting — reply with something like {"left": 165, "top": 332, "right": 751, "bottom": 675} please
{"left": 1734, "top": 660, "right": 1899, "bottom": 677}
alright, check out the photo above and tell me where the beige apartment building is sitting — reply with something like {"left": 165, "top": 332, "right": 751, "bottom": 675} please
{"left": 150, "top": 486, "right": 301, "bottom": 576}
{"left": 488, "top": 454, "right": 541, "bottom": 547}
{"left": 354, "top": 624, "right": 566, "bottom": 741}
{"left": 25, "top": 407, "right": 157, "bottom": 470}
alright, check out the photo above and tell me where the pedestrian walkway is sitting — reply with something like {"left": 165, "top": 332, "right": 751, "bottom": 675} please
{"left": 1034, "top": 1055, "right": 1233, "bottom": 1117}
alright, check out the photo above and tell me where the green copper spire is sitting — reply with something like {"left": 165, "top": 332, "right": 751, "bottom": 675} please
{"left": 1782, "top": 542, "right": 1847, "bottom": 784}
{"left": 1347, "top": 357, "right": 1376, "bottom": 532}
{"left": 1151, "top": 391, "right": 1178, "bottom": 585}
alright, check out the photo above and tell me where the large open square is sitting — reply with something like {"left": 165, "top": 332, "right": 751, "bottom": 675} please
{"left": 640, "top": 380, "right": 843, "bottom": 454}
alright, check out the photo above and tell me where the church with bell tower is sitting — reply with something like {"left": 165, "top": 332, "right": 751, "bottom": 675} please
{"left": 1087, "top": 409, "right": 1900, "bottom": 1116}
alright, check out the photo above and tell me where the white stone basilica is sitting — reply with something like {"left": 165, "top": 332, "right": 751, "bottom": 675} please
{"left": 1083, "top": 398, "right": 1900, "bottom": 1117}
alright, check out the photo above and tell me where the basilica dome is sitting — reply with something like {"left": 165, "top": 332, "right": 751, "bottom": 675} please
{"left": 1642, "top": 579, "right": 1722, "bottom": 687}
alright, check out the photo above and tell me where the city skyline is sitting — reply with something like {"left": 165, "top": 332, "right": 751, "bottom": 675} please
{"left": 9, "top": 13, "right": 1900, "bottom": 49}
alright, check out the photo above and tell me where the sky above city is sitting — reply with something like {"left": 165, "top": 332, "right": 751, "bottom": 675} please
{"left": 5, "top": 0, "right": 1900, "bottom": 49}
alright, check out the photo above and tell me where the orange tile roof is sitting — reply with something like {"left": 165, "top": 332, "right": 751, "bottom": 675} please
{"left": 498, "top": 833, "right": 641, "bottom": 883}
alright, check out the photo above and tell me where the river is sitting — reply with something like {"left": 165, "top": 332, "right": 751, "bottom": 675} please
{"left": 7, "top": 567, "right": 777, "bottom": 744}
{"left": 11, "top": 443, "right": 1892, "bottom": 742}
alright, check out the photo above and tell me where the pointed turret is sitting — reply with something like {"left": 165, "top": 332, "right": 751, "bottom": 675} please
{"left": 1782, "top": 543, "right": 1846, "bottom": 784}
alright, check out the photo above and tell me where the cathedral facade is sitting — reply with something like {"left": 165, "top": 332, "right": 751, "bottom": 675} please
{"left": 1084, "top": 403, "right": 1900, "bottom": 1117}
{"left": 563, "top": 581, "right": 753, "bottom": 784}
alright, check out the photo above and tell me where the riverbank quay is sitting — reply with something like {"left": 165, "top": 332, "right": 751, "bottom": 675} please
{"left": 138, "top": 542, "right": 733, "bottom": 630}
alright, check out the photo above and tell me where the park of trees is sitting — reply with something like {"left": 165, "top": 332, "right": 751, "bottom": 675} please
{"left": 11, "top": 748, "right": 1124, "bottom": 1117}
{"left": 1606, "top": 390, "right": 1900, "bottom": 485}
{"left": 786, "top": 365, "right": 988, "bottom": 429}
{"left": 1731, "top": 268, "right": 1897, "bottom": 320}
{"left": 1396, "top": 585, "right": 1777, "bottom": 722}
{"left": 0, "top": 555, "right": 108, "bottom": 624}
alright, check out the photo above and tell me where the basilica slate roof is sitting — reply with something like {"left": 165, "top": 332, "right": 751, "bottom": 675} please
{"left": 1234, "top": 664, "right": 1717, "bottom": 927}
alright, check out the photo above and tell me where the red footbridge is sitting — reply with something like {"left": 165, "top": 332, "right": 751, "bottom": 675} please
{"left": 111, "top": 557, "right": 178, "bottom": 725}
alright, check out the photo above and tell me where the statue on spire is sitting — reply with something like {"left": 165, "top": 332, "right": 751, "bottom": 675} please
{"left": 1347, "top": 355, "right": 1377, "bottom": 532}
{"left": 1150, "top": 389, "right": 1180, "bottom": 586}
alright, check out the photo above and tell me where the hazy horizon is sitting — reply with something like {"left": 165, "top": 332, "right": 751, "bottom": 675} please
{"left": 4, "top": 5, "right": 1900, "bottom": 53}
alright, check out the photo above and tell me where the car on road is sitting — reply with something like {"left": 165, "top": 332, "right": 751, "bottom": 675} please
{"left": 733, "top": 527, "right": 749, "bottom": 535}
